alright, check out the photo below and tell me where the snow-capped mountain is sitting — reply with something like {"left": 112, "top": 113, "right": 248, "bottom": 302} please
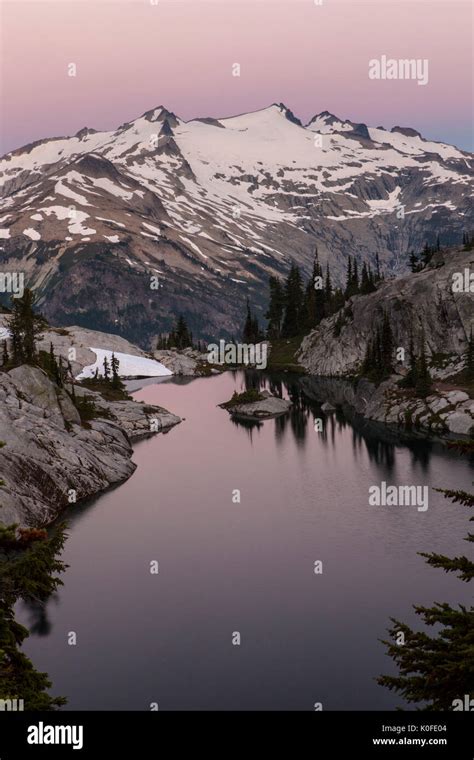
{"left": 0, "top": 103, "right": 472, "bottom": 344}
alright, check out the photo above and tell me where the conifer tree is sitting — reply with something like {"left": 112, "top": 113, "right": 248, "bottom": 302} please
{"left": 378, "top": 442, "right": 474, "bottom": 709}
{"left": 345, "top": 256, "right": 353, "bottom": 299}
{"left": 103, "top": 356, "right": 110, "bottom": 381}
{"left": 243, "top": 299, "right": 253, "bottom": 342}
{"left": 111, "top": 353, "right": 123, "bottom": 390}
{"left": 265, "top": 276, "right": 285, "bottom": 339}
{"left": 465, "top": 327, "right": 474, "bottom": 381}
{"left": 324, "top": 262, "right": 333, "bottom": 315}
{"left": 168, "top": 314, "right": 193, "bottom": 349}
{"left": 0, "top": 524, "right": 68, "bottom": 709}
{"left": 400, "top": 331, "right": 418, "bottom": 388}
{"left": 415, "top": 328, "right": 432, "bottom": 398}
{"left": 282, "top": 263, "right": 304, "bottom": 338}
{"left": 8, "top": 288, "right": 45, "bottom": 366}
{"left": 408, "top": 251, "right": 419, "bottom": 273}
{"left": 353, "top": 259, "right": 359, "bottom": 292}
{"left": 360, "top": 262, "right": 369, "bottom": 294}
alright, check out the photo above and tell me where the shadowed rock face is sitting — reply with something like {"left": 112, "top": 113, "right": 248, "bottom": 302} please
{"left": 297, "top": 249, "right": 474, "bottom": 439}
{"left": 0, "top": 365, "right": 180, "bottom": 527}
{"left": 298, "top": 248, "right": 473, "bottom": 378}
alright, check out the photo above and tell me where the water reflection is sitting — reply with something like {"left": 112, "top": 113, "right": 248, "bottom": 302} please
{"left": 16, "top": 369, "right": 472, "bottom": 711}
{"left": 227, "top": 370, "right": 457, "bottom": 477}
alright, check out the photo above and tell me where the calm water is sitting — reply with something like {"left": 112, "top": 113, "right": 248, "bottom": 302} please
{"left": 18, "top": 371, "right": 473, "bottom": 710}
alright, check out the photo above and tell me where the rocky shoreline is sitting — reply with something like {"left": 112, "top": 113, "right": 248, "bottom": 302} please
{"left": 299, "top": 375, "right": 473, "bottom": 441}
{"left": 0, "top": 365, "right": 180, "bottom": 528}
{"left": 297, "top": 248, "right": 474, "bottom": 441}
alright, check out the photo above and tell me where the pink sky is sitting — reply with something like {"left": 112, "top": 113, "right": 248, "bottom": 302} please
{"left": 1, "top": 0, "right": 472, "bottom": 154}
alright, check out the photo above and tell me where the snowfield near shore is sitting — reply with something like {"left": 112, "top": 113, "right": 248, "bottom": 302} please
{"left": 76, "top": 348, "right": 172, "bottom": 379}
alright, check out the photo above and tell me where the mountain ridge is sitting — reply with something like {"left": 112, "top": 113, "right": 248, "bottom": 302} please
{"left": 1, "top": 103, "right": 472, "bottom": 345}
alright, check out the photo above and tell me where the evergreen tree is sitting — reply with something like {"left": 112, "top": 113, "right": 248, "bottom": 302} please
{"left": 353, "top": 259, "right": 359, "bottom": 293}
{"left": 111, "top": 353, "right": 123, "bottom": 390}
{"left": 345, "top": 256, "right": 353, "bottom": 299}
{"left": 360, "top": 262, "right": 369, "bottom": 294}
{"left": 415, "top": 328, "right": 432, "bottom": 398}
{"left": 421, "top": 242, "right": 434, "bottom": 267}
{"left": 400, "top": 331, "right": 418, "bottom": 389}
{"left": 282, "top": 263, "right": 304, "bottom": 338}
{"left": 361, "top": 313, "right": 394, "bottom": 382}
{"left": 7, "top": 288, "right": 45, "bottom": 366}
{"left": 2, "top": 340, "right": 9, "bottom": 367}
{"left": 103, "top": 356, "right": 110, "bottom": 381}
{"left": 265, "top": 276, "right": 285, "bottom": 340}
{"left": 408, "top": 251, "right": 419, "bottom": 273}
{"left": 324, "top": 262, "right": 333, "bottom": 316}
{"left": 303, "top": 251, "right": 322, "bottom": 331}
{"left": 243, "top": 299, "right": 254, "bottom": 342}
{"left": 378, "top": 442, "right": 474, "bottom": 709}
{"left": 465, "top": 327, "right": 474, "bottom": 381}
{"left": 168, "top": 315, "right": 193, "bottom": 349}
{"left": 242, "top": 300, "right": 262, "bottom": 343}
{"left": 0, "top": 524, "right": 68, "bottom": 709}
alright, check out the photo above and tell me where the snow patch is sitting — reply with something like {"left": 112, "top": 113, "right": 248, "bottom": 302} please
{"left": 76, "top": 348, "right": 172, "bottom": 379}
{"left": 23, "top": 228, "right": 41, "bottom": 240}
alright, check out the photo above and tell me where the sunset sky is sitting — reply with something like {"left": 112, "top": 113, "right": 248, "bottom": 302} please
{"left": 1, "top": 0, "right": 472, "bottom": 154}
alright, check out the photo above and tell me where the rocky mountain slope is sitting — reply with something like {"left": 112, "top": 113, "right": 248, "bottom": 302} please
{"left": 297, "top": 247, "right": 474, "bottom": 438}
{"left": 0, "top": 365, "right": 180, "bottom": 527}
{"left": 1, "top": 104, "right": 472, "bottom": 344}
{"left": 298, "top": 247, "right": 473, "bottom": 378}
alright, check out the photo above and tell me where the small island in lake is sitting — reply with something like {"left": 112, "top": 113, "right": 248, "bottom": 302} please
{"left": 219, "top": 389, "right": 292, "bottom": 420}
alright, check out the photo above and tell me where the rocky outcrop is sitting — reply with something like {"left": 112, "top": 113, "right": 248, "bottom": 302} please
{"left": 152, "top": 348, "right": 211, "bottom": 376}
{"left": 0, "top": 317, "right": 162, "bottom": 379}
{"left": 300, "top": 376, "right": 474, "bottom": 439}
{"left": 0, "top": 366, "right": 180, "bottom": 527}
{"left": 297, "top": 250, "right": 474, "bottom": 439}
{"left": 298, "top": 248, "right": 473, "bottom": 378}
{"left": 221, "top": 390, "right": 292, "bottom": 420}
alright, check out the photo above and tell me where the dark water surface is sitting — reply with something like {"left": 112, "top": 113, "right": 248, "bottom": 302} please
{"left": 18, "top": 371, "right": 473, "bottom": 710}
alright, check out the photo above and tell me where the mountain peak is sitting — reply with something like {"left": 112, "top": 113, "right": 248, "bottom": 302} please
{"left": 75, "top": 127, "right": 98, "bottom": 140}
{"left": 270, "top": 102, "right": 302, "bottom": 126}
{"left": 141, "top": 106, "right": 179, "bottom": 126}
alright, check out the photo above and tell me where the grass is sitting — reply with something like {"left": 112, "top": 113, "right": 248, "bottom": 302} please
{"left": 267, "top": 335, "right": 306, "bottom": 372}
{"left": 220, "top": 389, "right": 265, "bottom": 409}
{"left": 77, "top": 378, "right": 131, "bottom": 402}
